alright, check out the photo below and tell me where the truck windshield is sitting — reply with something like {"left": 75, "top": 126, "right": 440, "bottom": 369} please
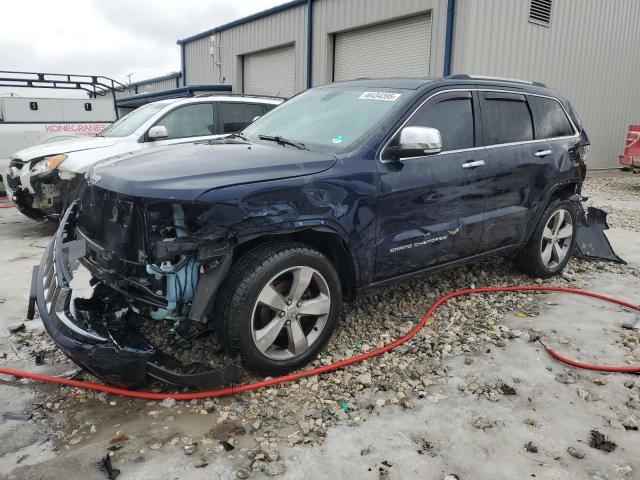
{"left": 243, "top": 86, "right": 410, "bottom": 154}
{"left": 99, "top": 102, "right": 166, "bottom": 137}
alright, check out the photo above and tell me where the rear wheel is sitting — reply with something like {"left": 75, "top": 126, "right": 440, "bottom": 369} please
{"left": 515, "top": 199, "right": 577, "bottom": 278}
{"left": 215, "top": 242, "right": 342, "bottom": 374}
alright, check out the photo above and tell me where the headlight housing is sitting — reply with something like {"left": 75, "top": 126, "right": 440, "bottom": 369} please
{"left": 31, "top": 154, "right": 68, "bottom": 175}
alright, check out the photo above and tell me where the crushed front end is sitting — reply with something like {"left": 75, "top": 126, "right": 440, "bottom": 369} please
{"left": 4, "top": 155, "right": 76, "bottom": 220}
{"left": 33, "top": 186, "right": 240, "bottom": 388}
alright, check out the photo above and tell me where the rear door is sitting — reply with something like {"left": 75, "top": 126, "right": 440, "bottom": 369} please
{"left": 375, "top": 90, "right": 491, "bottom": 279}
{"left": 479, "top": 91, "right": 554, "bottom": 251}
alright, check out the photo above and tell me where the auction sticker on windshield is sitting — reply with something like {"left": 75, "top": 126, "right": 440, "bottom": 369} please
{"left": 358, "top": 92, "right": 402, "bottom": 102}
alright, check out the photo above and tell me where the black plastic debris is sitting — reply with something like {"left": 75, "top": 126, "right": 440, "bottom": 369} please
{"left": 524, "top": 441, "right": 538, "bottom": 453}
{"left": 220, "top": 440, "right": 235, "bottom": 452}
{"left": 100, "top": 455, "right": 121, "bottom": 480}
{"left": 589, "top": 430, "right": 617, "bottom": 453}
{"left": 2, "top": 413, "right": 32, "bottom": 422}
{"left": 34, "top": 351, "right": 45, "bottom": 366}
{"left": 7, "top": 323, "right": 25, "bottom": 334}
{"left": 500, "top": 383, "right": 517, "bottom": 396}
{"left": 574, "top": 207, "right": 625, "bottom": 264}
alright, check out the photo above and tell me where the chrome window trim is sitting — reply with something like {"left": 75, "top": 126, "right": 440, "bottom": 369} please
{"left": 379, "top": 88, "right": 579, "bottom": 163}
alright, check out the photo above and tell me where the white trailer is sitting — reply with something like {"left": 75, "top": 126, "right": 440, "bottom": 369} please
{"left": 0, "top": 96, "right": 116, "bottom": 181}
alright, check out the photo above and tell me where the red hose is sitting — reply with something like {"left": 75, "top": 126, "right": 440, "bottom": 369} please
{"left": 0, "top": 286, "right": 638, "bottom": 400}
{"left": 0, "top": 195, "right": 13, "bottom": 208}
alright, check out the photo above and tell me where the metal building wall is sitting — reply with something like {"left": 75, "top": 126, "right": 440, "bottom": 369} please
{"left": 311, "top": 0, "right": 448, "bottom": 86}
{"left": 115, "top": 76, "right": 180, "bottom": 99}
{"left": 452, "top": 0, "right": 640, "bottom": 168}
{"left": 184, "top": 4, "right": 307, "bottom": 94}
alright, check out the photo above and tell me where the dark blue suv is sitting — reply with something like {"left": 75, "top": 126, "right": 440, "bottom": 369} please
{"left": 34, "top": 76, "right": 590, "bottom": 387}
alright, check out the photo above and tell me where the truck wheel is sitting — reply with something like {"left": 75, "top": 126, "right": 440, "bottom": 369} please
{"left": 514, "top": 199, "right": 577, "bottom": 278}
{"left": 215, "top": 242, "right": 342, "bottom": 375}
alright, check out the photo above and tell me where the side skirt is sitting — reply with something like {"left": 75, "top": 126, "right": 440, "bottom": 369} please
{"left": 359, "top": 244, "right": 524, "bottom": 294}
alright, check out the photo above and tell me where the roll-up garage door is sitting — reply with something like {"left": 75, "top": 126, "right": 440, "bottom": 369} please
{"left": 243, "top": 45, "right": 295, "bottom": 98}
{"left": 333, "top": 14, "right": 432, "bottom": 82}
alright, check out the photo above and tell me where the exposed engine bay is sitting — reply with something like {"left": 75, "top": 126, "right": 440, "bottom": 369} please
{"left": 76, "top": 185, "right": 230, "bottom": 326}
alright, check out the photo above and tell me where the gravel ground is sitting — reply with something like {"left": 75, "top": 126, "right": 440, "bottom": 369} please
{"left": 1, "top": 172, "right": 639, "bottom": 479}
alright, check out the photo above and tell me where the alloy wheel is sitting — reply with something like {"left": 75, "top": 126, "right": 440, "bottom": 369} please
{"left": 251, "top": 265, "right": 331, "bottom": 360}
{"left": 540, "top": 208, "right": 573, "bottom": 269}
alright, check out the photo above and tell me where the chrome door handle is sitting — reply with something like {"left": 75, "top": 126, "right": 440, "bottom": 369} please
{"left": 534, "top": 149, "right": 553, "bottom": 157}
{"left": 461, "top": 160, "right": 485, "bottom": 169}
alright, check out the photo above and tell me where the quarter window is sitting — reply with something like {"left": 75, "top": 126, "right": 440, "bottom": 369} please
{"left": 218, "top": 102, "right": 266, "bottom": 133}
{"left": 407, "top": 94, "right": 475, "bottom": 151}
{"left": 528, "top": 96, "right": 575, "bottom": 138}
{"left": 481, "top": 94, "right": 534, "bottom": 145}
{"left": 158, "top": 103, "right": 215, "bottom": 139}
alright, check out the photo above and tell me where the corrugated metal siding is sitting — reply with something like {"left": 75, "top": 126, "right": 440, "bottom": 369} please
{"left": 184, "top": 36, "right": 216, "bottom": 85}
{"left": 312, "top": 0, "right": 448, "bottom": 86}
{"left": 115, "top": 77, "right": 178, "bottom": 99}
{"left": 185, "top": 4, "right": 306, "bottom": 93}
{"left": 244, "top": 45, "right": 296, "bottom": 97}
{"left": 333, "top": 13, "right": 432, "bottom": 81}
{"left": 452, "top": 0, "right": 640, "bottom": 168}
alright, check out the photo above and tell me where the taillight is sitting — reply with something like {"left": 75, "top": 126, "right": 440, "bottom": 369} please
{"left": 577, "top": 145, "right": 590, "bottom": 164}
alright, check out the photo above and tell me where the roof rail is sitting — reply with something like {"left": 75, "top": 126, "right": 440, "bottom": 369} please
{"left": 193, "top": 92, "right": 286, "bottom": 101}
{"left": 447, "top": 74, "right": 547, "bottom": 88}
{"left": 0, "top": 70, "right": 126, "bottom": 95}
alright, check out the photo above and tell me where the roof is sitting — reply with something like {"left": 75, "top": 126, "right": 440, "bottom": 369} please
{"left": 116, "top": 84, "right": 232, "bottom": 108}
{"left": 126, "top": 72, "right": 181, "bottom": 88}
{"left": 115, "top": 85, "right": 287, "bottom": 109}
{"left": 176, "top": 0, "right": 306, "bottom": 45}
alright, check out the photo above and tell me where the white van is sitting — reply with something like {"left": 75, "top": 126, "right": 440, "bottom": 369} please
{"left": 0, "top": 96, "right": 116, "bottom": 188}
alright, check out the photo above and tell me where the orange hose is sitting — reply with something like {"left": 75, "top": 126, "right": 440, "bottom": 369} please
{"left": 0, "top": 286, "right": 638, "bottom": 400}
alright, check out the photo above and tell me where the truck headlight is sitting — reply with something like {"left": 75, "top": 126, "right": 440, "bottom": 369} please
{"left": 32, "top": 154, "right": 68, "bottom": 175}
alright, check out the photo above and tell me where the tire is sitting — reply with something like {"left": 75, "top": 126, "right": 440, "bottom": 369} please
{"left": 214, "top": 241, "right": 342, "bottom": 375}
{"left": 514, "top": 199, "right": 577, "bottom": 278}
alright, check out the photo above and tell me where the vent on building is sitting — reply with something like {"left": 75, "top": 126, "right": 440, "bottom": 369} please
{"left": 529, "top": 0, "right": 553, "bottom": 26}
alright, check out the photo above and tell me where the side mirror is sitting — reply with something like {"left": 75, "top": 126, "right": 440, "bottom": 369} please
{"left": 386, "top": 126, "right": 442, "bottom": 160}
{"left": 147, "top": 125, "right": 168, "bottom": 140}
{"left": 252, "top": 115, "right": 261, "bottom": 122}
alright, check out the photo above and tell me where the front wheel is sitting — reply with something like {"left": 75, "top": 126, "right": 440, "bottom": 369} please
{"left": 514, "top": 199, "right": 577, "bottom": 278}
{"left": 214, "top": 242, "right": 342, "bottom": 375}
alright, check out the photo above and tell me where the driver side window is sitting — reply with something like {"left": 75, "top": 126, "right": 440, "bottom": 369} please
{"left": 407, "top": 92, "right": 475, "bottom": 152}
{"left": 158, "top": 103, "right": 215, "bottom": 140}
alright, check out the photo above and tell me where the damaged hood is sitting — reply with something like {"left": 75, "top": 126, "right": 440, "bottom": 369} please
{"left": 12, "top": 136, "right": 121, "bottom": 162}
{"left": 90, "top": 141, "right": 337, "bottom": 201}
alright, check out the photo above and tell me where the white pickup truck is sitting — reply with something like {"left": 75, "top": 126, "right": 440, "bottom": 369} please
{"left": 0, "top": 96, "right": 116, "bottom": 186}
{"left": 3, "top": 95, "right": 282, "bottom": 219}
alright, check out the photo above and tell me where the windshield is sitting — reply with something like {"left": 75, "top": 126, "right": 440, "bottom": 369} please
{"left": 99, "top": 102, "right": 167, "bottom": 137}
{"left": 243, "top": 86, "right": 410, "bottom": 154}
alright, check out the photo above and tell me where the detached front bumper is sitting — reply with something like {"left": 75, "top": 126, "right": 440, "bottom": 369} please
{"left": 34, "top": 203, "right": 240, "bottom": 389}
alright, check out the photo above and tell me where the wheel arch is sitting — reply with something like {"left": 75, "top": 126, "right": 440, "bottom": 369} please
{"left": 232, "top": 226, "right": 359, "bottom": 300}
{"left": 524, "top": 180, "right": 581, "bottom": 244}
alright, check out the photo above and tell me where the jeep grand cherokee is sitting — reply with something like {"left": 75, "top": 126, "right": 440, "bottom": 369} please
{"left": 33, "top": 76, "right": 589, "bottom": 387}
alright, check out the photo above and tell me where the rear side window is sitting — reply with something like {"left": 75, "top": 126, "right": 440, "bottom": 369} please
{"left": 481, "top": 94, "right": 534, "bottom": 145}
{"left": 407, "top": 93, "right": 475, "bottom": 151}
{"left": 528, "top": 96, "right": 575, "bottom": 138}
{"left": 218, "top": 102, "right": 266, "bottom": 133}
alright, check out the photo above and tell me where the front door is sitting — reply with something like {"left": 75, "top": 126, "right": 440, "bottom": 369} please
{"left": 375, "top": 90, "right": 491, "bottom": 280}
{"left": 144, "top": 102, "right": 218, "bottom": 149}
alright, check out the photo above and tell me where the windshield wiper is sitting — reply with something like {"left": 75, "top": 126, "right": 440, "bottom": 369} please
{"left": 259, "top": 134, "right": 308, "bottom": 151}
